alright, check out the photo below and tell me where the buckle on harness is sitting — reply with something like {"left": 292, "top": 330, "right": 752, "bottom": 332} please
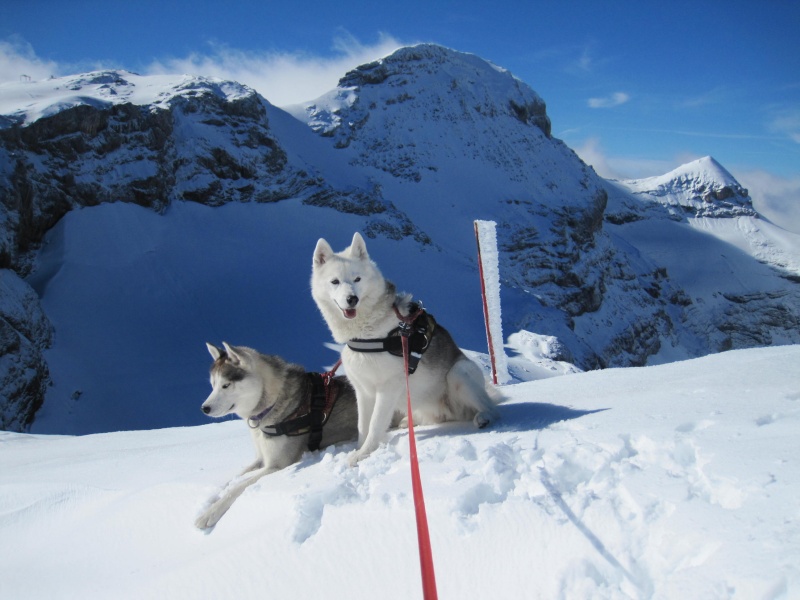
{"left": 396, "top": 300, "right": 424, "bottom": 336}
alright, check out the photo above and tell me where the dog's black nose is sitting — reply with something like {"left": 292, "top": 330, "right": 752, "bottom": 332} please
{"left": 202, "top": 405, "right": 211, "bottom": 414}
{"left": 346, "top": 295, "right": 358, "bottom": 307}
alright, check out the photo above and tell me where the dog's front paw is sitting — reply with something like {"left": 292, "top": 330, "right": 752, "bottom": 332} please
{"left": 474, "top": 411, "right": 493, "bottom": 429}
{"left": 195, "top": 511, "right": 218, "bottom": 530}
{"left": 348, "top": 448, "right": 374, "bottom": 467}
{"left": 195, "top": 503, "right": 226, "bottom": 530}
{"left": 347, "top": 450, "right": 364, "bottom": 467}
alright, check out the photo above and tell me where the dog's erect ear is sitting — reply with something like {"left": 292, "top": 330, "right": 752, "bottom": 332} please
{"left": 313, "top": 238, "right": 334, "bottom": 268}
{"left": 206, "top": 342, "right": 222, "bottom": 361}
{"left": 222, "top": 342, "right": 244, "bottom": 366}
{"left": 349, "top": 231, "right": 369, "bottom": 260}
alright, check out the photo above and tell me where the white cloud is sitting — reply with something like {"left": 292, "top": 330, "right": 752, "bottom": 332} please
{"left": 144, "top": 33, "right": 406, "bottom": 107}
{"left": 587, "top": 92, "right": 630, "bottom": 109}
{"left": 576, "top": 47, "right": 594, "bottom": 72}
{"left": 1, "top": 32, "right": 407, "bottom": 106}
{"left": 675, "top": 87, "right": 728, "bottom": 109}
{"left": 767, "top": 107, "right": 800, "bottom": 144}
{"left": 0, "top": 37, "right": 60, "bottom": 83}
{"left": 572, "top": 137, "right": 623, "bottom": 179}
{"left": 572, "top": 136, "right": 674, "bottom": 180}
{"left": 737, "top": 169, "right": 800, "bottom": 234}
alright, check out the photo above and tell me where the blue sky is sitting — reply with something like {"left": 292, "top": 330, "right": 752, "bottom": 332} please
{"left": 2, "top": 0, "right": 799, "bottom": 222}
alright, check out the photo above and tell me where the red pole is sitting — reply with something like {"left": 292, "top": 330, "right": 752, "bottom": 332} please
{"left": 474, "top": 221, "right": 498, "bottom": 385}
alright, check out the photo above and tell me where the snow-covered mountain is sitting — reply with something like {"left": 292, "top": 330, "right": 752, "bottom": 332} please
{"left": 614, "top": 156, "right": 754, "bottom": 219}
{"left": 1, "top": 44, "right": 798, "bottom": 433}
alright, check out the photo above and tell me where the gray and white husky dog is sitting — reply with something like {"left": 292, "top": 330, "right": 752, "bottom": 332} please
{"left": 196, "top": 342, "right": 358, "bottom": 529}
{"left": 311, "top": 232, "right": 503, "bottom": 465}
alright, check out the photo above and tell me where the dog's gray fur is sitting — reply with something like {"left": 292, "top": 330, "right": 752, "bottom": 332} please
{"left": 196, "top": 342, "right": 357, "bottom": 529}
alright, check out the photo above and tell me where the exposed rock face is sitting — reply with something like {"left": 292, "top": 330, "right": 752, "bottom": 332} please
{"left": 0, "top": 270, "right": 52, "bottom": 430}
{"left": 0, "top": 75, "right": 312, "bottom": 274}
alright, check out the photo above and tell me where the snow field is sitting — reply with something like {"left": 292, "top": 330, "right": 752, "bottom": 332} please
{"left": 1, "top": 345, "right": 798, "bottom": 599}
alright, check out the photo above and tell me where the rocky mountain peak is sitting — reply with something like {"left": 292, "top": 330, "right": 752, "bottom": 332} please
{"left": 619, "top": 155, "right": 753, "bottom": 218}
{"left": 337, "top": 43, "right": 550, "bottom": 135}
{"left": 299, "top": 44, "right": 551, "bottom": 182}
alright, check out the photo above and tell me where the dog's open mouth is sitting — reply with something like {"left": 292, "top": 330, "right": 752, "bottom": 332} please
{"left": 343, "top": 308, "right": 357, "bottom": 319}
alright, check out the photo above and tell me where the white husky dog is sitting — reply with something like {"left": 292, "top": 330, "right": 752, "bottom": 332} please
{"left": 311, "top": 232, "right": 502, "bottom": 465}
{"left": 196, "top": 342, "right": 357, "bottom": 529}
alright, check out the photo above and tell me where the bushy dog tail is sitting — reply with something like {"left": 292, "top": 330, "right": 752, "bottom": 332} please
{"left": 485, "top": 381, "right": 508, "bottom": 405}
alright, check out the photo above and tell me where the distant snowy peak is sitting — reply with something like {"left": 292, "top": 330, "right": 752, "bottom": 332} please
{"left": 0, "top": 70, "right": 256, "bottom": 127}
{"left": 619, "top": 156, "right": 754, "bottom": 218}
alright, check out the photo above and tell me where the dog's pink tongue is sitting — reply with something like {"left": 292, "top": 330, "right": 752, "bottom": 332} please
{"left": 344, "top": 309, "right": 357, "bottom": 319}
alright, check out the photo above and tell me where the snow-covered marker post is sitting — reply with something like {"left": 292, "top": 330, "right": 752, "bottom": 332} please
{"left": 474, "top": 220, "right": 510, "bottom": 384}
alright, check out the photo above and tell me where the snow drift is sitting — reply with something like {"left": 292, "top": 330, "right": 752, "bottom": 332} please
{"left": 1, "top": 345, "right": 798, "bottom": 599}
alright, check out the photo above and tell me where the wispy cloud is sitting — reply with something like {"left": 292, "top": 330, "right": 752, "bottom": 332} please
{"left": 533, "top": 42, "right": 613, "bottom": 76}
{"left": 572, "top": 136, "right": 674, "bottom": 180}
{"left": 145, "top": 32, "right": 406, "bottom": 106}
{"left": 1, "top": 32, "right": 407, "bottom": 106}
{"left": 767, "top": 107, "right": 800, "bottom": 144}
{"left": 572, "top": 137, "right": 621, "bottom": 178}
{"left": 676, "top": 87, "right": 728, "bottom": 109}
{"left": 571, "top": 42, "right": 616, "bottom": 74}
{"left": 588, "top": 92, "right": 630, "bottom": 109}
{"left": 0, "top": 37, "right": 60, "bottom": 83}
{"left": 737, "top": 169, "right": 800, "bottom": 234}
{"left": 576, "top": 46, "right": 594, "bottom": 72}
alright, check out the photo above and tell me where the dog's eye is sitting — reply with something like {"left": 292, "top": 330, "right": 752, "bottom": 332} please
{"left": 331, "top": 279, "right": 340, "bottom": 285}
{"left": 354, "top": 277, "right": 361, "bottom": 283}
{"left": 222, "top": 383, "right": 231, "bottom": 389}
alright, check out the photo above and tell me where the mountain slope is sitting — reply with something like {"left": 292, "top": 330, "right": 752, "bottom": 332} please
{"left": 605, "top": 157, "right": 800, "bottom": 358}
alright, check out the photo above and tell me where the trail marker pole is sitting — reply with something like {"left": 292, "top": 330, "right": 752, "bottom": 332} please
{"left": 474, "top": 220, "right": 510, "bottom": 385}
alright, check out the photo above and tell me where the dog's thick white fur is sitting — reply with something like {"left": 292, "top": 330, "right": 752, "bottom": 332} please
{"left": 196, "top": 342, "right": 357, "bottom": 529}
{"left": 311, "top": 232, "right": 502, "bottom": 465}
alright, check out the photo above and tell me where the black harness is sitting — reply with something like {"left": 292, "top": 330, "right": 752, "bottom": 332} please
{"left": 250, "top": 371, "right": 343, "bottom": 452}
{"left": 346, "top": 304, "right": 436, "bottom": 374}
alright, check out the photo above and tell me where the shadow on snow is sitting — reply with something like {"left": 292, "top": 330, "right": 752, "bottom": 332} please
{"left": 414, "top": 401, "right": 607, "bottom": 440}
{"left": 495, "top": 402, "right": 607, "bottom": 432}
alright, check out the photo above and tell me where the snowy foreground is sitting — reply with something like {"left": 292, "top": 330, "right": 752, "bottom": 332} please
{"left": 2, "top": 345, "right": 799, "bottom": 599}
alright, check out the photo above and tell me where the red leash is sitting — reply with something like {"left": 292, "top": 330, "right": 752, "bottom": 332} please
{"left": 398, "top": 307, "right": 439, "bottom": 600}
{"left": 322, "top": 358, "right": 343, "bottom": 402}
